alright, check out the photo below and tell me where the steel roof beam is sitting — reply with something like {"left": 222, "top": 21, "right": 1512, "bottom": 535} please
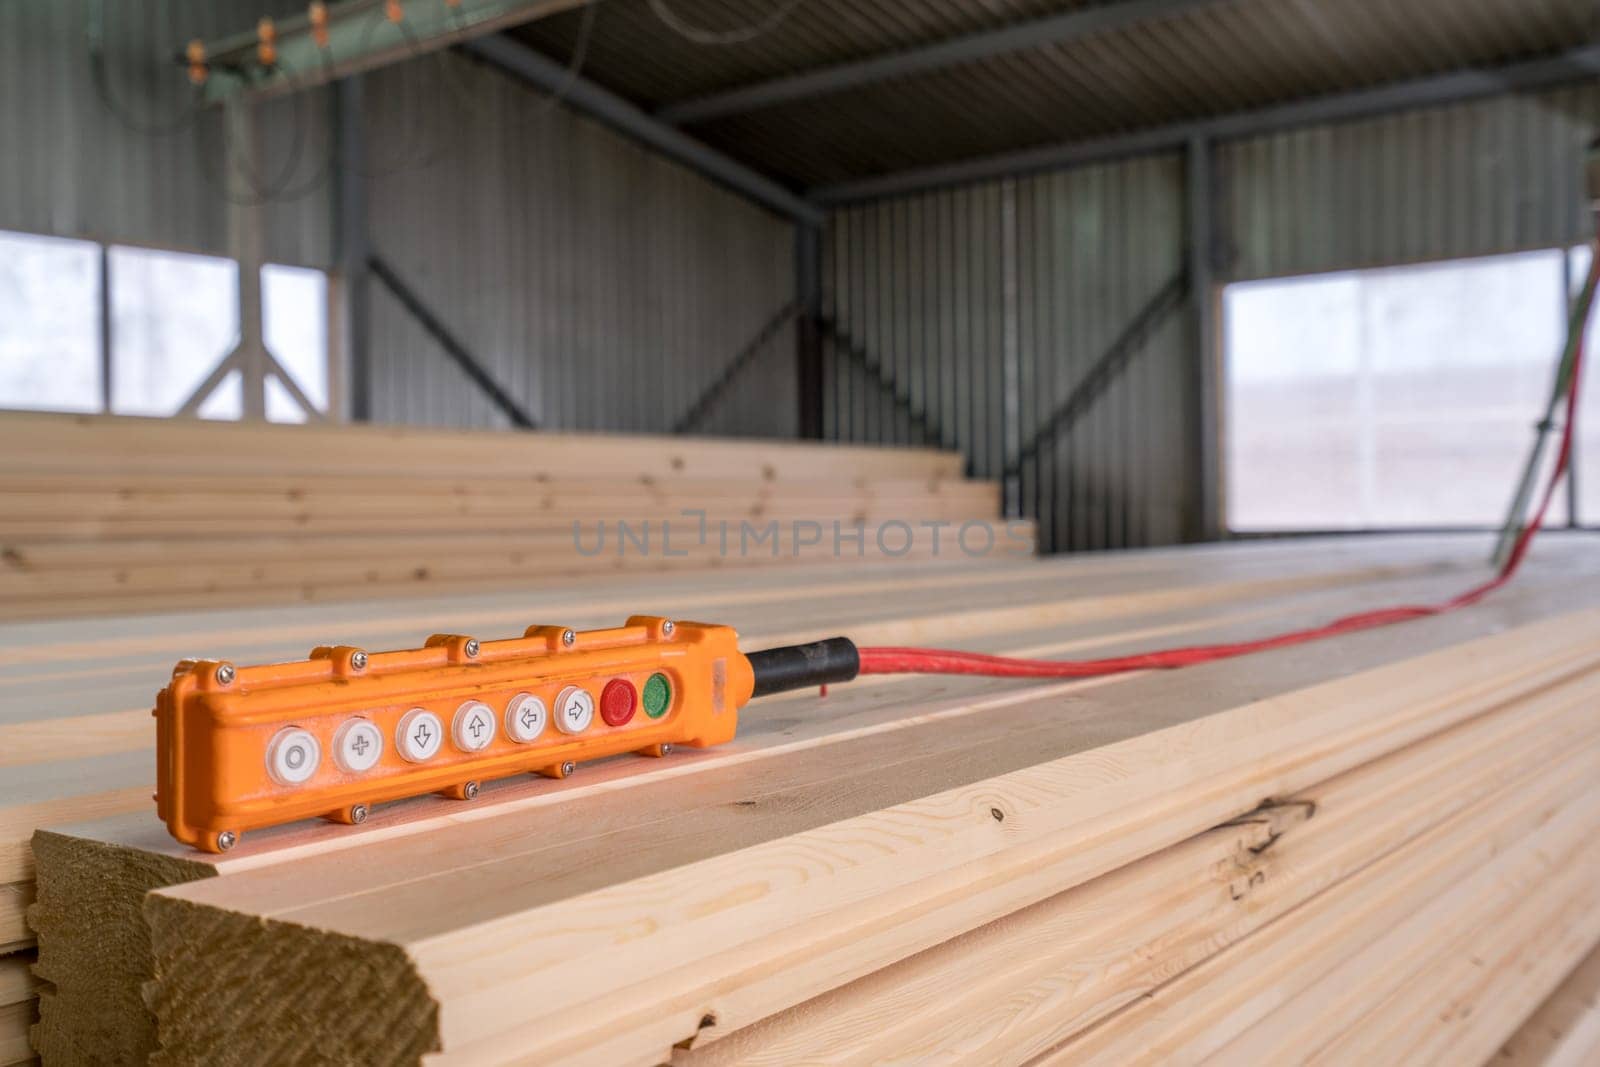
{"left": 462, "top": 34, "right": 824, "bottom": 225}
{"left": 811, "top": 43, "right": 1600, "bottom": 205}
{"left": 655, "top": 0, "right": 1228, "bottom": 126}
{"left": 192, "top": 0, "right": 591, "bottom": 102}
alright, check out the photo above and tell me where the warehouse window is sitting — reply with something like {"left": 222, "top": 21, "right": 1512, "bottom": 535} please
{"left": 0, "top": 230, "right": 103, "bottom": 413}
{"left": 109, "top": 245, "right": 240, "bottom": 417}
{"left": 262, "top": 263, "right": 330, "bottom": 420}
{"left": 1224, "top": 248, "right": 1594, "bottom": 531}
{"left": 0, "top": 227, "right": 329, "bottom": 423}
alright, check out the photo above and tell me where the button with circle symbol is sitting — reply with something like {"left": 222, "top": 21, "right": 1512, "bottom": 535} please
{"left": 554, "top": 685, "right": 595, "bottom": 734}
{"left": 396, "top": 707, "right": 444, "bottom": 762}
{"left": 333, "top": 717, "right": 384, "bottom": 773}
{"left": 453, "top": 700, "right": 496, "bottom": 752}
{"left": 266, "top": 726, "right": 321, "bottom": 786}
{"left": 504, "top": 692, "right": 547, "bottom": 743}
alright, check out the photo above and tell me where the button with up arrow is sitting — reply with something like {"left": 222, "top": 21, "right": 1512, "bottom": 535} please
{"left": 452, "top": 700, "right": 497, "bottom": 752}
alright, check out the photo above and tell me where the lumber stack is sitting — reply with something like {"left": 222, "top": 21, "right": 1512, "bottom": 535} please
{"left": 10, "top": 531, "right": 1600, "bottom": 1064}
{"left": 1497, "top": 944, "right": 1600, "bottom": 1067}
{"left": 0, "top": 413, "right": 1013, "bottom": 620}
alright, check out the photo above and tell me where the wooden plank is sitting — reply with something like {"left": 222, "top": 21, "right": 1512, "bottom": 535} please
{"left": 0, "top": 999, "right": 35, "bottom": 1067}
{"left": 12, "top": 534, "right": 1600, "bottom": 1063}
{"left": 0, "top": 532, "right": 1489, "bottom": 659}
{"left": 0, "top": 958, "right": 35, "bottom": 1066}
{"left": 0, "top": 413, "right": 998, "bottom": 618}
{"left": 0, "top": 543, "right": 1474, "bottom": 746}
{"left": 1495, "top": 943, "right": 1600, "bottom": 1067}
{"left": 1309, "top": 872, "right": 1600, "bottom": 1066}
{"left": 0, "top": 957, "right": 36, "bottom": 1008}
{"left": 13, "top": 542, "right": 1514, "bottom": 1055}
{"left": 6, "top": 560, "right": 1477, "bottom": 900}
{"left": 0, "top": 412, "right": 964, "bottom": 481}
{"left": 1033, "top": 772, "right": 1600, "bottom": 1065}
{"left": 126, "top": 600, "right": 1600, "bottom": 1064}
{"left": 673, "top": 667, "right": 1600, "bottom": 1065}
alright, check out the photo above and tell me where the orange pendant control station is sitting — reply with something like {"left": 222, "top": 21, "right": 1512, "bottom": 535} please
{"left": 155, "top": 617, "right": 754, "bottom": 853}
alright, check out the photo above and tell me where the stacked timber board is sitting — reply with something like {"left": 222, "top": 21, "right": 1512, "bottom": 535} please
{"left": 8, "top": 532, "right": 1600, "bottom": 1064}
{"left": 0, "top": 413, "right": 1014, "bottom": 619}
{"left": 1496, "top": 944, "right": 1600, "bottom": 1066}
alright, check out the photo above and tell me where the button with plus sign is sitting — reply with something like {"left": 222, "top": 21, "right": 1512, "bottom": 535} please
{"left": 452, "top": 700, "right": 497, "bottom": 752}
{"left": 333, "top": 717, "right": 384, "bottom": 773}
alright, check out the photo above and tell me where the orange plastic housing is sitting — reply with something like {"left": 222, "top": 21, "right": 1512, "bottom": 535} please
{"left": 154, "top": 617, "right": 754, "bottom": 852}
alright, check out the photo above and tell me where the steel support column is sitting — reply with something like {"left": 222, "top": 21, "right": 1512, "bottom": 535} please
{"left": 795, "top": 224, "right": 824, "bottom": 438}
{"left": 1187, "top": 136, "right": 1222, "bottom": 540}
{"left": 338, "top": 76, "right": 371, "bottom": 423}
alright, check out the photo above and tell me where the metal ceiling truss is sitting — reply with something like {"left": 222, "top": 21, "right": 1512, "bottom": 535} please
{"left": 655, "top": 0, "right": 1229, "bottom": 126}
{"left": 813, "top": 42, "right": 1600, "bottom": 204}
{"left": 460, "top": 34, "right": 824, "bottom": 226}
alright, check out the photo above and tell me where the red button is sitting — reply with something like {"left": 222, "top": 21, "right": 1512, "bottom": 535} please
{"left": 600, "top": 678, "right": 637, "bottom": 726}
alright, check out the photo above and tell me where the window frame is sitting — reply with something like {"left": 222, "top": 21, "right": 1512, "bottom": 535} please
{"left": 0, "top": 227, "right": 336, "bottom": 424}
{"left": 1219, "top": 244, "right": 1600, "bottom": 536}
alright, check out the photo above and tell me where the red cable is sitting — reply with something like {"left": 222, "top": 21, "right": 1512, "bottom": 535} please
{"left": 858, "top": 249, "right": 1594, "bottom": 682}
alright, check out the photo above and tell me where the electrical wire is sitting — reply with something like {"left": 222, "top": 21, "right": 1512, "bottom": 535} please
{"left": 194, "top": 50, "right": 338, "bottom": 207}
{"left": 646, "top": 0, "right": 805, "bottom": 45}
{"left": 857, "top": 231, "right": 1600, "bottom": 683}
{"left": 349, "top": 8, "right": 443, "bottom": 175}
{"left": 440, "top": 0, "right": 603, "bottom": 122}
{"left": 84, "top": 0, "right": 200, "bottom": 136}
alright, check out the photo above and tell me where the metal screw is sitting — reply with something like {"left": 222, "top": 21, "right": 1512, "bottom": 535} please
{"left": 662, "top": 620, "right": 675, "bottom": 636}
{"left": 350, "top": 804, "right": 368, "bottom": 824}
{"left": 660, "top": 743, "right": 674, "bottom": 756}
{"left": 562, "top": 629, "right": 576, "bottom": 647}
{"left": 216, "top": 830, "right": 237, "bottom": 851}
{"left": 561, "top": 760, "right": 576, "bottom": 776}
{"left": 464, "top": 639, "right": 480, "bottom": 658}
{"left": 215, "top": 664, "right": 236, "bottom": 686}
{"left": 350, "top": 651, "right": 368, "bottom": 670}
{"left": 463, "top": 780, "right": 480, "bottom": 800}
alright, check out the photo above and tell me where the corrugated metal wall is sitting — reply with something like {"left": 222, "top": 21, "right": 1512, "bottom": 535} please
{"left": 363, "top": 51, "right": 796, "bottom": 437}
{"left": 823, "top": 154, "right": 1193, "bottom": 552}
{"left": 1223, "top": 82, "right": 1600, "bottom": 281}
{"left": 0, "top": 0, "right": 332, "bottom": 267}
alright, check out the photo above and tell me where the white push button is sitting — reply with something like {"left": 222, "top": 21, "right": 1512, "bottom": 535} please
{"left": 333, "top": 718, "right": 384, "bottom": 773}
{"left": 554, "top": 685, "right": 595, "bottom": 734}
{"left": 396, "top": 707, "right": 444, "bottom": 762}
{"left": 453, "top": 700, "right": 496, "bottom": 752}
{"left": 504, "top": 692, "right": 547, "bottom": 743}
{"left": 266, "top": 727, "right": 321, "bottom": 786}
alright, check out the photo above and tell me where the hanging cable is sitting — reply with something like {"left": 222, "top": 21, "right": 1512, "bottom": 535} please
{"left": 441, "top": 0, "right": 603, "bottom": 120}
{"left": 646, "top": 0, "right": 805, "bottom": 46}
{"left": 855, "top": 230, "right": 1600, "bottom": 683}
{"left": 85, "top": 0, "right": 201, "bottom": 136}
{"left": 194, "top": 42, "right": 337, "bottom": 207}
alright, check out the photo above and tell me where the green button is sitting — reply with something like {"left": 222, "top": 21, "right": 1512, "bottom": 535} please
{"left": 642, "top": 672, "right": 672, "bottom": 718}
